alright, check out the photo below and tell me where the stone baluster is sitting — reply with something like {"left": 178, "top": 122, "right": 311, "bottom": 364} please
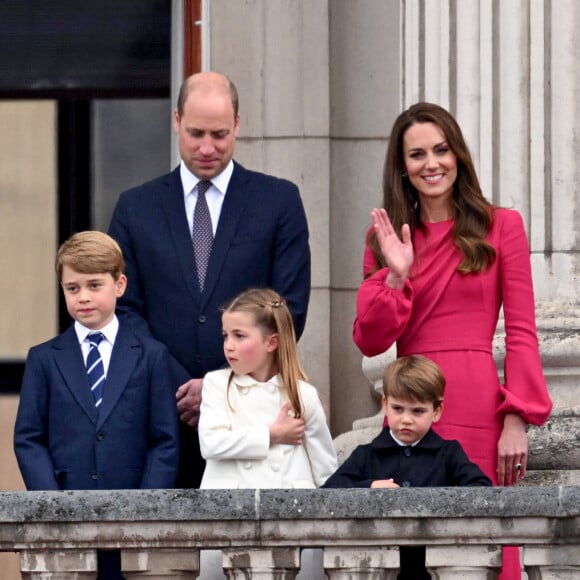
{"left": 122, "top": 549, "right": 199, "bottom": 579}
{"left": 222, "top": 547, "right": 300, "bottom": 579}
{"left": 524, "top": 545, "right": 580, "bottom": 580}
{"left": 323, "top": 546, "right": 400, "bottom": 580}
{"left": 20, "top": 549, "right": 97, "bottom": 579}
{"left": 425, "top": 545, "right": 502, "bottom": 579}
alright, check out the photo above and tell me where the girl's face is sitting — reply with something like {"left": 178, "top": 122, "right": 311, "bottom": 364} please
{"left": 222, "top": 311, "right": 278, "bottom": 382}
{"left": 403, "top": 121, "right": 458, "bottom": 211}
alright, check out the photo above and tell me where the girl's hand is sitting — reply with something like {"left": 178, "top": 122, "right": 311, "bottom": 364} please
{"left": 269, "top": 402, "right": 305, "bottom": 446}
{"left": 371, "top": 208, "right": 413, "bottom": 289}
{"left": 496, "top": 414, "right": 528, "bottom": 486}
{"left": 371, "top": 478, "right": 400, "bottom": 488}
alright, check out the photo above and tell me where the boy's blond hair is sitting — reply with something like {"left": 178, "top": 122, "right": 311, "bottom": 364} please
{"left": 55, "top": 231, "right": 124, "bottom": 281}
{"left": 383, "top": 355, "right": 445, "bottom": 409}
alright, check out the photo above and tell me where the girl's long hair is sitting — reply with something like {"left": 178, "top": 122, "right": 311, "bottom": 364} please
{"left": 223, "top": 288, "right": 307, "bottom": 418}
{"left": 368, "top": 102, "right": 496, "bottom": 276}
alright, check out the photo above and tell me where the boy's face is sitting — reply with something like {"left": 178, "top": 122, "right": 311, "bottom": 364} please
{"left": 61, "top": 265, "right": 127, "bottom": 330}
{"left": 382, "top": 395, "right": 442, "bottom": 445}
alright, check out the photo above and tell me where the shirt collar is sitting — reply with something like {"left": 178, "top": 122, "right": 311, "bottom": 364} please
{"left": 74, "top": 316, "right": 119, "bottom": 345}
{"left": 180, "top": 159, "right": 234, "bottom": 197}
{"left": 232, "top": 373, "right": 282, "bottom": 388}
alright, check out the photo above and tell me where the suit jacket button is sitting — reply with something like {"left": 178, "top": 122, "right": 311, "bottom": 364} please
{"left": 198, "top": 315, "right": 206, "bottom": 323}
{"left": 96, "top": 432, "right": 104, "bottom": 441}
{"left": 404, "top": 447, "right": 412, "bottom": 457}
{"left": 91, "top": 473, "right": 99, "bottom": 480}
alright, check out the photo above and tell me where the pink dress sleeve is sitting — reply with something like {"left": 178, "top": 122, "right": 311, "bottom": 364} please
{"left": 353, "top": 237, "right": 414, "bottom": 357}
{"left": 495, "top": 210, "right": 552, "bottom": 425}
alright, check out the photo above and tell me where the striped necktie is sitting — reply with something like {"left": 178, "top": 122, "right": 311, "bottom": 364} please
{"left": 86, "top": 332, "right": 106, "bottom": 408}
{"left": 192, "top": 180, "right": 214, "bottom": 291}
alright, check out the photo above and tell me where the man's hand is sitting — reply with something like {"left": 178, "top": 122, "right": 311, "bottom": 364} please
{"left": 269, "top": 402, "right": 305, "bottom": 446}
{"left": 176, "top": 378, "right": 203, "bottom": 427}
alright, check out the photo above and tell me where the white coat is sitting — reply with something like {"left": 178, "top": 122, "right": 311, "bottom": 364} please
{"left": 198, "top": 368, "right": 338, "bottom": 489}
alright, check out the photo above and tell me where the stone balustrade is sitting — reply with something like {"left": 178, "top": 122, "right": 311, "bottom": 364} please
{"left": 0, "top": 487, "right": 579, "bottom": 579}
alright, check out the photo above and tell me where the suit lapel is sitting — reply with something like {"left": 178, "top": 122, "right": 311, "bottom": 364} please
{"left": 96, "top": 326, "right": 142, "bottom": 429}
{"left": 201, "top": 163, "right": 249, "bottom": 304}
{"left": 53, "top": 327, "right": 98, "bottom": 424}
{"left": 161, "top": 168, "right": 201, "bottom": 302}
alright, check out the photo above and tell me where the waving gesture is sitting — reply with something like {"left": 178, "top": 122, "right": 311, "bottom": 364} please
{"left": 371, "top": 208, "right": 413, "bottom": 288}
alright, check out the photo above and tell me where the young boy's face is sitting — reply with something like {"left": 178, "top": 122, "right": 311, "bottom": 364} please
{"left": 61, "top": 265, "right": 127, "bottom": 330}
{"left": 382, "top": 395, "right": 442, "bottom": 445}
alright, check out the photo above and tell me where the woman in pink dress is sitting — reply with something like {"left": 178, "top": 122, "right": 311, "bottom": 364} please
{"left": 354, "top": 102, "right": 552, "bottom": 579}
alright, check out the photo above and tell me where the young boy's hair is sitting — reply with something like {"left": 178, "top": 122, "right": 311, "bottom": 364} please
{"left": 55, "top": 231, "right": 125, "bottom": 281}
{"left": 383, "top": 355, "right": 445, "bottom": 409}
{"left": 222, "top": 287, "right": 307, "bottom": 418}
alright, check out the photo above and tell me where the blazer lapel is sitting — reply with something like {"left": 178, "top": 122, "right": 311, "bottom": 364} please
{"left": 53, "top": 327, "right": 98, "bottom": 424}
{"left": 201, "top": 162, "right": 249, "bottom": 304}
{"left": 161, "top": 167, "right": 201, "bottom": 302}
{"left": 96, "top": 327, "right": 141, "bottom": 429}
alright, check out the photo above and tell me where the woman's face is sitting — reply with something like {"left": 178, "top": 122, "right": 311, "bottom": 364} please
{"left": 402, "top": 122, "right": 458, "bottom": 208}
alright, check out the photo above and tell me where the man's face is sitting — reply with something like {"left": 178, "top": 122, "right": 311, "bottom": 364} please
{"left": 174, "top": 88, "right": 240, "bottom": 180}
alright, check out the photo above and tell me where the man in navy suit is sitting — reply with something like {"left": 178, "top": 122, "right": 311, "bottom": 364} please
{"left": 108, "top": 71, "right": 311, "bottom": 488}
{"left": 14, "top": 231, "right": 179, "bottom": 579}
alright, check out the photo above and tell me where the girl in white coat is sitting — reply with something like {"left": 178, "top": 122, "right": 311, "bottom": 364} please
{"left": 197, "top": 288, "right": 337, "bottom": 579}
{"left": 199, "top": 287, "right": 337, "bottom": 489}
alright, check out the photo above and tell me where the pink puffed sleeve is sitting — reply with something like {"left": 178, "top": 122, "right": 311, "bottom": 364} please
{"left": 495, "top": 210, "right": 552, "bottom": 425}
{"left": 353, "top": 238, "right": 414, "bottom": 357}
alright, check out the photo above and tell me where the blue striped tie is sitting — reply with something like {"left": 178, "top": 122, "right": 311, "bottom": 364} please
{"left": 86, "top": 332, "right": 106, "bottom": 408}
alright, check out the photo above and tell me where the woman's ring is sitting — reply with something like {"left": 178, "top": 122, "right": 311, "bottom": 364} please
{"left": 515, "top": 463, "right": 522, "bottom": 471}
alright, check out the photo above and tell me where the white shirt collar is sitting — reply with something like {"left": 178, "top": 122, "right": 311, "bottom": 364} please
{"left": 390, "top": 429, "right": 423, "bottom": 447}
{"left": 179, "top": 159, "right": 234, "bottom": 196}
{"left": 74, "top": 316, "right": 119, "bottom": 346}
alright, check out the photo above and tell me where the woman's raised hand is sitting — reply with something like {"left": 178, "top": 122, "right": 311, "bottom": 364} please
{"left": 371, "top": 208, "right": 413, "bottom": 288}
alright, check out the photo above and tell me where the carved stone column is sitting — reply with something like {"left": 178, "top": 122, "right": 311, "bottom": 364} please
{"left": 222, "top": 548, "right": 300, "bottom": 579}
{"left": 426, "top": 545, "right": 502, "bottom": 579}
{"left": 524, "top": 545, "right": 580, "bottom": 580}
{"left": 122, "top": 548, "right": 199, "bottom": 579}
{"left": 20, "top": 549, "right": 97, "bottom": 579}
{"left": 323, "top": 546, "right": 399, "bottom": 580}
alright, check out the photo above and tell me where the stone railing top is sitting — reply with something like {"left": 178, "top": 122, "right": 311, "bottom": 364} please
{"left": 1, "top": 487, "right": 579, "bottom": 522}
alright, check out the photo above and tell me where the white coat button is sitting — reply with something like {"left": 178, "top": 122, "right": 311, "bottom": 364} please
{"left": 243, "top": 462, "right": 253, "bottom": 470}
{"left": 271, "top": 463, "right": 281, "bottom": 472}
{"left": 268, "top": 384, "right": 276, "bottom": 393}
{"left": 241, "top": 387, "right": 249, "bottom": 395}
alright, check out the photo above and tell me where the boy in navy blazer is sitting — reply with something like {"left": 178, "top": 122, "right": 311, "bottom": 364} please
{"left": 14, "top": 231, "right": 179, "bottom": 579}
{"left": 323, "top": 355, "right": 491, "bottom": 579}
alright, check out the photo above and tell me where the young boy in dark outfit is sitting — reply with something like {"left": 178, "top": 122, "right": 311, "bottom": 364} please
{"left": 14, "top": 231, "right": 179, "bottom": 579}
{"left": 323, "top": 355, "right": 491, "bottom": 579}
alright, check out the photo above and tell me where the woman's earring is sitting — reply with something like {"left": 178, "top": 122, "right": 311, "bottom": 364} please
{"left": 402, "top": 171, "right": 408, "bottom": 178}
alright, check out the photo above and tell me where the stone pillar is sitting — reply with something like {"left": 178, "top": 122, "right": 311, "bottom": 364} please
{"left": 425, "top": 545, "right": 502, "bottom": 579}
{"left": 323, "top": 546, "right": 399, "bottom": 580}
{"left": 524, "top": 545, "right": 580, "bottom": 580}
{"left": 122, "top": 549, "right": 199, "bottom": 579}
{"left": 20, "top": 549, "right": 97, "bottom": 580}
{"left": 222, "top": 548, "right": 300, "bottom": 579}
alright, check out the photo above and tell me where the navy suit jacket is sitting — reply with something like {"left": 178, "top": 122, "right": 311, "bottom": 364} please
{"left": 14, "top": 324, "right": 179, "bottom": 491}
{"left": 108, "top": 162, "right": 311, "bottom": 384}
{"left": 322, "top": 428, "right": 492, "bottom": 489}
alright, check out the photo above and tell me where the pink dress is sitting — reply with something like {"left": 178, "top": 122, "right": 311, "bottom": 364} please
{"left": 354, "top": 208, "right": 552, "bottom": 481}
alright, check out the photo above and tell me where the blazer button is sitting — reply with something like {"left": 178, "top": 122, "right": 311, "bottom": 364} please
{"left": 403, "top": 447, "right": 412, "bottom": 457}
{"left": 198, "top": 315, "right": 206, "bottom": 323}
{"left": 96, "top": 432, "right": 104, "bottom": 441}
{"left": 91, "top": 473, "right": 99, "bottom": 480}
{"left": 402, "top": 480, "right": 411, "bottom": 487}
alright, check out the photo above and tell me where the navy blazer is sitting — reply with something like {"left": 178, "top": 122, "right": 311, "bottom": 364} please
{"left": 108, "top": 162, "right": 311, "bottom": 383}
{"left": 322, "top": 428, "right": 492, "bottom": 489}
{"left": 14, "top": 325, "right": 179, "bottom": 491}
